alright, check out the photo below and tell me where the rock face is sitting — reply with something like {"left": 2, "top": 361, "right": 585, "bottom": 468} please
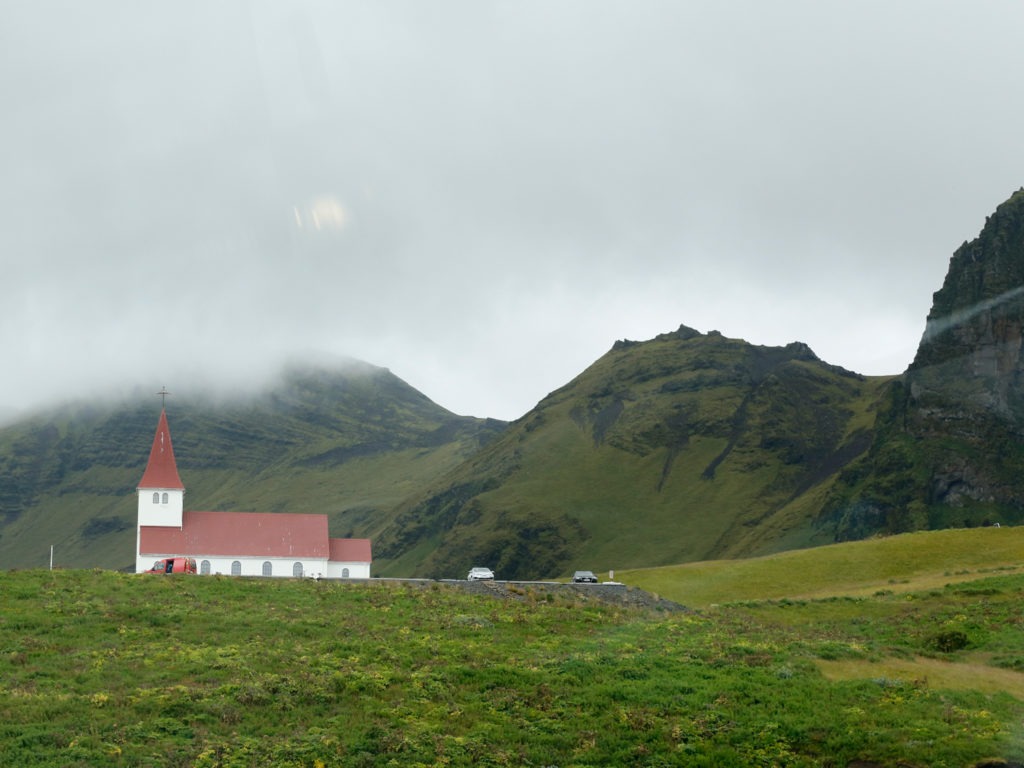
{"left": 904, "top": 189, "right": 1024, "bottom": 510}
{"left": 823, "top": 189, "right": 1024, "bottom": 539}
{"left": 910, "top": 188, "right": 1024, "bottom": 430}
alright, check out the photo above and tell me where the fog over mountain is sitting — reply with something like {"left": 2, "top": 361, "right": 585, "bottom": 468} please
{"left": 3, "top": 1, "right": 1024, "bottom": 422}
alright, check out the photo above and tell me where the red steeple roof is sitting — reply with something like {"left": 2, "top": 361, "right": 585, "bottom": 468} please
{"left": 138, "top": 409, "right": 184, "bottom": 490}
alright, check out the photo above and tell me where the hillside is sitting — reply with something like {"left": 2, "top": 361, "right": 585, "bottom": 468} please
{"left": 0, "top": 363, "right": 505, "bottom": 570}
{"left": 372, "top": 328, "right": 896, "bottom": 578}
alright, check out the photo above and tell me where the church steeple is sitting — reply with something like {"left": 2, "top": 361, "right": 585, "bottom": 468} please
{"left": 138, "top": 409, "right": 184, "bottom": 490}
{"left": 136, "top": 407, "right": 186, "bottom": 572}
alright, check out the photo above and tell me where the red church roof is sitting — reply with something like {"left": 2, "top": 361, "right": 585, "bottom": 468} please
{"left": 329, "top": 537, "right": 373, "bottom": 563}
{"left": 140, "top": 512, "right": 372, "bottom": 563}
{"left": 138, "top": 409, "right": 184, "bottom": 490}
{"left": 141, "top": 511, "right": 332, "bottom": 558}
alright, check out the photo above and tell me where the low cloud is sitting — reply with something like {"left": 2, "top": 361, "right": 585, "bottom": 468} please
{"left": 3, "top": 1, "right": 1024, "bottom": 422}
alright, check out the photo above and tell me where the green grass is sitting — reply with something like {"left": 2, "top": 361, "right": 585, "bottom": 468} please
{"left": 619, "top": 525, "right": 1024, "bottom": 607}
{"left": 2, "top": 566, "right": 1023, "bottom": 766}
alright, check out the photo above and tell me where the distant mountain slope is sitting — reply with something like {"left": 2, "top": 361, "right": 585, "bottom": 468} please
{"left": 372, "top": 327, "right": 895, "bottom": 579}
{"left": 0, "top": 363, "right": 505, "bottom": 570}
{"left": 822, "top": 188, "right": 1024, "bottom": 538}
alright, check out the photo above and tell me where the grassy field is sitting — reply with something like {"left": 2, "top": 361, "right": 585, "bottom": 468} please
{"left": 619, "top": 526, "right": 1024, "bottom": 607}
{"left": 3, "top": 546, "right": 1024, "bottom": 767}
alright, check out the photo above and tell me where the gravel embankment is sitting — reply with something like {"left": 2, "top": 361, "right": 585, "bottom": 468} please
{"left": 453, "top": 579, "right": 689, "bottom": 612}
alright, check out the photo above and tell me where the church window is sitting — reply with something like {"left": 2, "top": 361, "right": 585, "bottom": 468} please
{"left": 161, "top": 492, "right": 169, "bottom": 504}
{"left": 200, "top": 560, "right": 211, "bottom": 575}
{"left": 342, "top": 567, "right": 350, "bottom": 578}
{"left": 292, "top": 561, "right": 303, "bottom": 577}
{"left": 152, "top": 492, "right": 159, "bottom": 503}
{"left": 262, "top": 560, "right": 273, "bottom": 577}
{"left": 231, "top": 560, "right": 241, "bottom": 576}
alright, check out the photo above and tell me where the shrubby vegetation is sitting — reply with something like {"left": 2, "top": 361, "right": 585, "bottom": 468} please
{"left": 2, "top": 568, "right": 1022, "bottom": 766}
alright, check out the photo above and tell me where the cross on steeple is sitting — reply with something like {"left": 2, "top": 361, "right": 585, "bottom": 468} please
{"left": 157, "top": 386, "right": 170, "bottom": 408}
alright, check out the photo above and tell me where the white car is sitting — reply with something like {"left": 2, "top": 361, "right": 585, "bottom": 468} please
{"left": 467, "top": 567, "right": 495, "bottom": 581}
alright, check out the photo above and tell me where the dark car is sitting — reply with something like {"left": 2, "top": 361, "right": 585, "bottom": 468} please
{"left": 572, "top": 570, "right": 598, "bottom": 583}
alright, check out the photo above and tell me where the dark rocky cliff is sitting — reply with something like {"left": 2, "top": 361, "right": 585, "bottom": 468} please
{"left": 822, "top": 189, "right": 1024, "bottom": 538}
{"left": 910, "top": 188, "right": 1024, "bottom": 428}
{"left": 904, "top": 188, "right": 1024, "bottom": 510}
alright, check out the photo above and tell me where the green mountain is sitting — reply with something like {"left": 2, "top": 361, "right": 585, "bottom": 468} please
{"left": 0, "top": 362, "right": 504, "bottom": 570}
{"left": 371, "top": 328, "right": 895, "bottom": 578}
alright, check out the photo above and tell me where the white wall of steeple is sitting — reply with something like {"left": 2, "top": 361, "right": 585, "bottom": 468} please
{"left": 137, "top": 485, "right": 184, "bottom": 528}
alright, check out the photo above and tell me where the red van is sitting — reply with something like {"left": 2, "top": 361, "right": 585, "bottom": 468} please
{"left": 144, "top": 557, "right": 197, "bottom": 574}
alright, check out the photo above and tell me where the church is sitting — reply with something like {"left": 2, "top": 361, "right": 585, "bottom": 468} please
{"left": 135, "top": 408, "right": 372, "bottom": 578}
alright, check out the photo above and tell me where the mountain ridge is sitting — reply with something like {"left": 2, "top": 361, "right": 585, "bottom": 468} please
{"left": 3, "top": 188, "right": 1024, "bottom": 577}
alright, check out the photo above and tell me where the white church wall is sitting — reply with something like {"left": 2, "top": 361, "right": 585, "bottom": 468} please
{"left": 324, "top": 561, "right": 370, "bottom": 579}
{"left": 193, "top": 555, "right": 329, "bottom": 578}
{"left": 138, "top": 551, "right": 370, "bottom": 578}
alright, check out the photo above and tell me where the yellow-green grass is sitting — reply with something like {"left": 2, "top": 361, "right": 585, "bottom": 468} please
{"left": 619, "top": 526, "right": 1024, "bottom": 608}
{"left": 817, "top": 656, "right": 1024, "bottom": 699}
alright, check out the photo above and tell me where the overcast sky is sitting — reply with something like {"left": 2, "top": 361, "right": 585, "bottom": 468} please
{"left": 3, "top": 1, "right": 1024, "bottom": 422}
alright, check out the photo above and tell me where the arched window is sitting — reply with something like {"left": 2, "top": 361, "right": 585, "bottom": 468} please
{"left": 231, "top": 560, "right": 241, "bottom": 576}
{"left": 262, "top": 561, "right": 273, "bottom": 577}
{"left": 161, "top": 492, "right": 169, "bottom": 504}
{"left": 292, "top": 561, "right": 304, "bottom": 578}
{"left": 342, "top": 567, "right": 350, "bottom": 578}
{"left": 200, "top": 560, "right": 211, "bottom": 575}
{"left": 152, "top": 492, "right": 160, "bottom": 503}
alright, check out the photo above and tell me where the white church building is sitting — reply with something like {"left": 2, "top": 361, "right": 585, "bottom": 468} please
{"left": 135, "top": 408, "right": 372, "bottom": 578}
